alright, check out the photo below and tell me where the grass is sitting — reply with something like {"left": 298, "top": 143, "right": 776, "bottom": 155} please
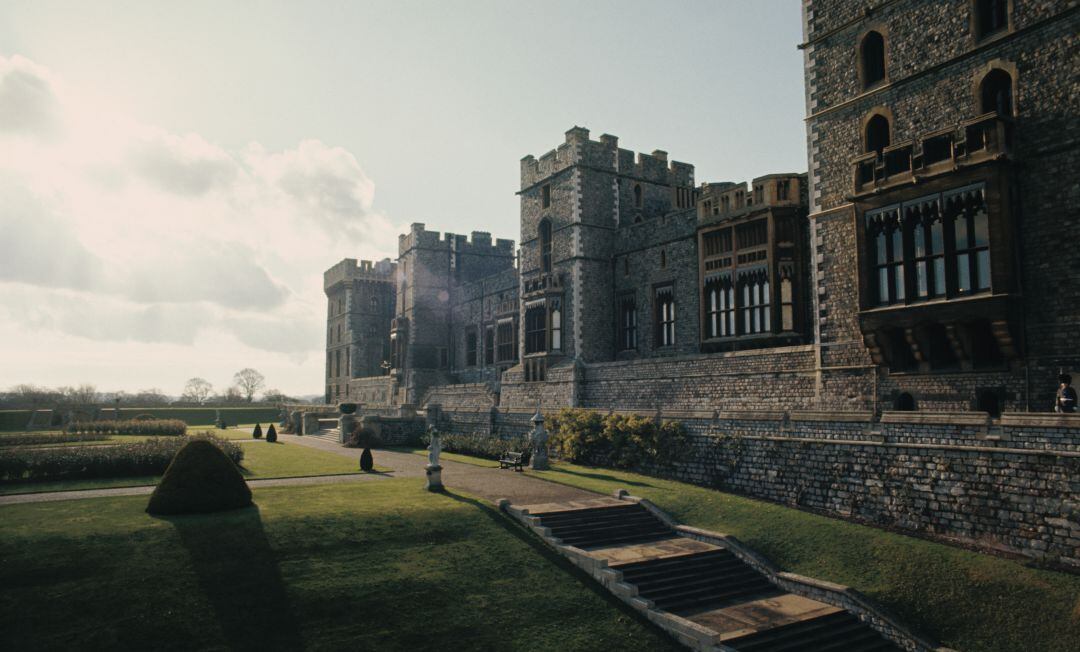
{"left": 398, "top": 447, "right": 501, "bottom": 468}
{"left": 0, "top": 440, "right": 383, "bottom": 495}
{"left": 504, "top": 460, "right": 1080, "bottom": 652}
{"left": 0, "top": 480, "right": 679, "bottom": 651}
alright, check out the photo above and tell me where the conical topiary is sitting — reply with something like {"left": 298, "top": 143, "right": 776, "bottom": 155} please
{"left": 360, "top": 447, "right": 374, "bottom": 472}
{"left": 146, "top": 440, "right": 252, "bottom": 515}
{"left": 253, "top": 423, "right": 263, "bottom": 439}
{"left": 266, "top": 423, "right": 277, "bottom": 443}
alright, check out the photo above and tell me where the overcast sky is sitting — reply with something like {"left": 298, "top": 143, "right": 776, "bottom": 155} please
{"left": 0, "top": 0, "right": 806, "bottom": 398}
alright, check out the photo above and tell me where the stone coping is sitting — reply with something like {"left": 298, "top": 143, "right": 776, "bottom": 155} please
{"left": 788, "top": 410, "right": 875, "bottom": 423}
{"left": 880, "top": 411, "right": 990, "bottom": 426}
{"left": 1000, "top": 413, "right": 1080, "bottom": 429}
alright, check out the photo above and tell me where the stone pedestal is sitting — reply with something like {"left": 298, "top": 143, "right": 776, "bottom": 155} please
{"left": 425, "top": 464, "right": 444, "bottom": 492}
{"left": 529, "top": 407, "right": 550, "bottom": 471}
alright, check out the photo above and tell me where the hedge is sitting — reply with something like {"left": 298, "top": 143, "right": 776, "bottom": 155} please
{"left": 421, "top": 430, "right": 532, "bottom": 462}
{"left": 116, "top": 407, "right": 281, "bottom": 425}
{"left": 549, "top": 408, "right": 688, "bottom": 470}
{"left": 0, "top": 433, "right": 243, "bottom": 484}
{"left": 66, "top": 419, "right": 187, "bottom": 436}
{"left": 0, "top": 432, "right": 111, "bottom": 447}
{"left": 0, "top": 411, "right": 33, "bottom": 431}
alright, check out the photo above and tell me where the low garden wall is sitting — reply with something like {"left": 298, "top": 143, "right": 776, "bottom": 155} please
{"left": 428, "top": 404, "right": 1080, "bottom": 569}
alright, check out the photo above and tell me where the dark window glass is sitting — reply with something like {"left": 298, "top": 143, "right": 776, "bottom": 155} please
{"left": 979, "top": 69, "right": 1013, "bottom": 116}
{"left": 975, "top": 0, "right": 1008, "bottom": 39}
{"left": 466, "top": 331, "right": 477, "bottom": 367}
{"left": 619, "top": 297, "right": 637, "bottom": 350}
{"left": 539, "top": 220, "right": 552, "bottom": 273}
{"left": 484, "top": 327, "right": 494, "bottom": 365}
{"left": 861, "top": 31, "right": 886, "bottom": 87}
{"left": 655, "top": 287, "right": 675, "bottom": 347}
{"left": 525, "top": 306, "right": 546, "bottom": 354}
{"left": 866, "top": 114, "right": 890, "bottom": 154}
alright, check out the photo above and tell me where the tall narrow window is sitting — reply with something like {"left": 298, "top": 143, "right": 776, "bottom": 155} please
{"left": 335, "top": 349, "right": 341, "bottom": 377}
{"left": 345, "top": 346, "right": 350, "bottom": 376}
{"left": 466, "top": 330, "right": 477, "bottom": 367}
{"left": 909, "top": 201, "right": 946, "bottom": 300}
{"left": 539, "top": 219, "right": 552, "bottom": 273}
{"left": 780, "top": 275, "right": 795, "bottom": 331}
{"left": 974, "top": 0, "right": 1008, "bottom": 39}
{"left": 979, "top": 69, "right": 1013, "bottom": 116}
{"left": 860, "top": 31, "right": 886, "bottom": 88}
{"left": 740, "top": 271, "right": 770, "bottom": 334}
{"left": 634, "top": 184, "right": 643, "bottom": 208}
{"left": 660, "top": 249, "right": 667, "bottom": 269}
{"left": 705, "top": 276, "right": 735, "bottom": 338}
{"left": 777, "top": 180, "right": 790, "bottom": 201}
{"left": 541, "top": 184, "right": 551, "bottom": 208}
{"left": 524, "top": 305, "right": 546, "bottom": 354}
{"left": 619, "top": 297, "right": 637, "bottom": 350}
{"left": 496, "top": 320, "right": 515, "bottom": 362}
{"left": 484, "top": 326, "right": 494, "bottom": 365}
{"left": 655, "top": 287, "right": 675, "bottom": 347}
{"left": 868, "top": 207, "right": 905, "bottom": 306}
{"left": 950, "top": 189, "right": 992, "bottom": 295}
{"left": 623, "top": 256, "right": 629, "bottom": 276}
{"left": 866, "top": 114, "right": 890, "bottom": 154}
{"left": 549, "top": 300, "right": 562, "bottom": 351}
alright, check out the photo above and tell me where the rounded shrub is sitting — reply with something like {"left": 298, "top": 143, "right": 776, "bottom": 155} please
{"left": 338, "top": 402, "right": 358, "bottom": 415}
{"left": 360, "top": 448, "right": 374, "bottom": 472}
{"left": 252, "top": 423, "right": 263, "bottom": 439}
{"left": 145, "top": 439, "right": 252, "bottom": 515}
{"left": 266, "top": 423, "right": 277, "bottom": 443}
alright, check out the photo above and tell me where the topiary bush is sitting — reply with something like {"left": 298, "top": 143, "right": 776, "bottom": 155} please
{"left": 265, "top": 424, "right": 277, "bottom": 443}
{"left": 146, "top": 439, "right": 252, "bottom": 515}
{"left": 252, "top": 423, "right": 263, "bottom": 439}
{"left": 360, "top": 448, "right": 374, "bottom": 471}
{"left": 133, "top": 413, "right": 156, "bottom": 421}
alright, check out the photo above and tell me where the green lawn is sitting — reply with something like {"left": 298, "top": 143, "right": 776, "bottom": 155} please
{"left": 508, "top": 461, "right": 1080, "bottom": 652}
{"left": 398, "top": 447, "right": 501, "bottom": 468}
{"left": 0, "top": 480, "right": 678, "bottom": 651}
{"left": 0, "top": 440, "right": 379, "bottom": 495}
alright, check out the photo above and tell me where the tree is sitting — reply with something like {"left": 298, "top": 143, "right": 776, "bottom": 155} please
{"left": 60, "top": 384, "right": 98, "bottom": 405}
{"left": 131, "top": 388, "right": 169, "bottom": 405}
{"left": 182, "top": 378, "right": 213, "bottom": 405}
{"left": 223, "top": 385, "right": 244, "bottom": 404}
{"left": 233, "top": 368, "right": 265, "bottom": 403}
{"left": 262, "top": 389, "right": 294, "bottom": 404}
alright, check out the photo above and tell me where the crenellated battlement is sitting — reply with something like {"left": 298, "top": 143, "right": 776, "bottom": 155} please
{"left": 323, "top": 257, "right": 397, "bottom": 293}
{"left": 399, "top": 223, "right": 515, "bottom": 256}
{"left": 696, "top": 173, "right": 807, "bottom": 222}
{"left": 520, "top": 126, "right": 695, "bottom": 189}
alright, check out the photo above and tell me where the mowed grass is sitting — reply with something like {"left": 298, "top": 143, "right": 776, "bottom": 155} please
{"left": 513, "top": 461, "right": 1080, "bottom": 652}
{"left": 0, "top": 480, "right": 678, "bottom": 652}
{"left": 399, "top": 447, "right": 501, "bottom": 468}
{"left": 0, "top": 440, "right": 373, "bottom": 495}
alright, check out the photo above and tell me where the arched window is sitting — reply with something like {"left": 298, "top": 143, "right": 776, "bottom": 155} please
{"left": 894, "top": 392, "right": 916, "bottom": 411}
{"left": 539, "top": 219, "right": 552, "bottom": 273}
{"left": 860, "top": 31, "right": 886, "bottom": 88}
{"left": 660, "top": 249, "right": 667, "bottom": 269}
{"left": 633, "top": 184, "right": 643, "bottom": 208}
{"left": 974, "top": 0, "right": 1008, "bottom": 40}
{"left": 865, "top": 114, "right": 891, "bottom": 154}
{"left": 979, "top": 68, "right": 1013, "bottom": 116}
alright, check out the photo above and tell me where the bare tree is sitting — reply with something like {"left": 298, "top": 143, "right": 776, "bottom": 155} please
{"left": 181, "top": 378, "right": 214, "bottom": 405}
{"left": 60, "top": 384, "right": 99, "bottom": 405}
{"left": 130, "top": 388, "right": 169, "bottom": 405}
{"left": 262, "top": 388, "right": 294, "bottom": 403}
{"left": 224, "top": 385, "right": 245, "bottom": 404}
{"left": 233, "top": 369, "right": 266, "bottom": 403}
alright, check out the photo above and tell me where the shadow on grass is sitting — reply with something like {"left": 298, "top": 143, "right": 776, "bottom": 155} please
{"left": 438, "top": 489, "right": 678, "bottom": 648}
{"left": 160, "top": 505, "right": 303, "bottom": 651}
{"left": 547, "top": 466, "right": 655, "bottom": 488}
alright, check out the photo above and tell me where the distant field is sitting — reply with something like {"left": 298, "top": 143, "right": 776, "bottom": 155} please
{"left": 0, "top": 408, "right": 285, "bottom": 431}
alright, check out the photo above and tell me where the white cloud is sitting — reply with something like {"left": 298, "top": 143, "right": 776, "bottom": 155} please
{"left": 0, "top": 54, "right": 404, "bottom": 394}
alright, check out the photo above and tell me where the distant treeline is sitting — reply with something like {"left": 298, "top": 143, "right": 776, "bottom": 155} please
{"left": 0, "top": 407, "right": 285, "bottom": 431}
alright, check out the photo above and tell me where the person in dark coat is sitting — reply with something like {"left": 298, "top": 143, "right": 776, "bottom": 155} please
{"left": 1056, "top": 374, "right": 1077, "bottom": 413}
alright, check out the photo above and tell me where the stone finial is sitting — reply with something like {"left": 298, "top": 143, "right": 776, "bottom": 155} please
{"left": 531, "top": 402, "right": 544, "bottom": 424}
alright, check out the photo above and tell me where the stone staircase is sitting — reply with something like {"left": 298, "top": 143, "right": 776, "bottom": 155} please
{"left": 306, "top": 428, "right": 341, "bottom": 445}
{"left": 506, "top": 494, "right": 949, "bottom": 652}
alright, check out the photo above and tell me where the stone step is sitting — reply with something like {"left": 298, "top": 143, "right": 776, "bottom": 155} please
{"left": 724, "top": 611, "right": 897, "bottom": 652}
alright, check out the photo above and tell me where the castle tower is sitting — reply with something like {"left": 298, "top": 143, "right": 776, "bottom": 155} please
{"left": 394, "top": 224, "right": 515, "bottom": 404}
{"left": 803, "top": 0, "right": 1079, "bottom": 411}
{"left": 323, "top": 258, "right": 397, "bottom": 404}
{"left": 517, "top": 127, "right": 695, "bottom": 380}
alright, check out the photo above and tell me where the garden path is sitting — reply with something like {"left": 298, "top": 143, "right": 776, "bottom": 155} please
{"left": 0, "top": 434, "right": 598, "bottom": 507}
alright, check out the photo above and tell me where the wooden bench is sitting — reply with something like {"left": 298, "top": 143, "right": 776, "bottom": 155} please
{"left": 499, "top": 451, "right": 526, "bottom": 472}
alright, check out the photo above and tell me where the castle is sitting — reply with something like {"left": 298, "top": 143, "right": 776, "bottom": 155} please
{"left": 327, "top": 0, "right": 1077, "bottom": 418}
{"left": 314, "top": 1, "right": 1080, "bottom": 567}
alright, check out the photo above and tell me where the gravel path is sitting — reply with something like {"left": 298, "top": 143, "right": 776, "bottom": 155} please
{"left": 0, "top": 434, "right": 599, "bottom": 507}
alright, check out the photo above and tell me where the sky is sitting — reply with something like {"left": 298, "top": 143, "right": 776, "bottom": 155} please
{"left": 0, "top": 0, "right": 807, "bottom": 398}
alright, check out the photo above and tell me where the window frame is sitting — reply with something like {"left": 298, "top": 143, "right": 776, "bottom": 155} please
{"left": 654, "top": 285, "right": 676, "bottom": 348}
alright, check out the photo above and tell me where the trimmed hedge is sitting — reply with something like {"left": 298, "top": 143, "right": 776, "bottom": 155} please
{"left": 0, "top": 433, "right": 243, "bottom": 484}
{"left": 66, "top": 419, "right": 187, "bottom": 436}
{"left": 549, "top": 408, "right": 688, "bottom": 470}
{"left": 0, "top": 432, "right": 111, "bottom": 447}
{"left": 0, "top": 411, "right": 32, "bottom": 431}
{"left": 116, "top": 407, "right": 280, "bottom": 425}
{"left": 421, "top": 431, "right": 532, "bottom": 462}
